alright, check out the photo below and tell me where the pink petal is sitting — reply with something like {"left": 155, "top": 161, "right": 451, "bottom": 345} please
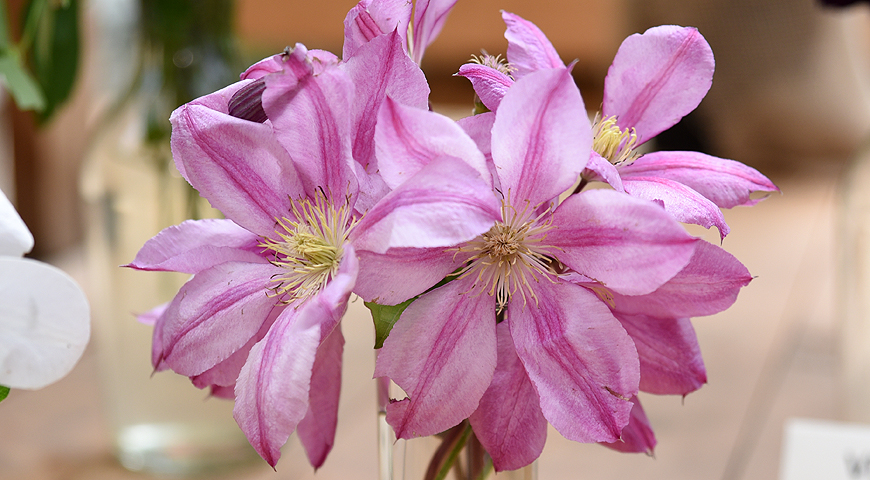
{"left": 615, "top": 313, "right": 706, "bottom": 395}
{"left": 509, "top": 282, "right": 638, "bottom": 443}
{"left": 502, "top": 11, "right": 564, "bottom": 78}
{"left": 375, "top": 96, "right": 492, "bottom": 190}
{"left": 603, "top": 25, "right": 714, "bottom": 143}
{"left": 241, "top": 54, "right": 286, "bottom": 81}
{"left": 233, "top": 249, "right": 357, "bottom": 467}
{"left": 548, "top": 189, "right": 698, "bottom": 296}
{"left": 456, "top": 63, "right": 512, "bottom": 112}
{"left": 342, "top": 31, "right": 430, "bottom": 211}
{"left": 351, "top": 156, "right": 500, "bottom": 254}
{"left": 190, "top": 309, "right": 279, "bottom": 389}
{"left": 610, "top": 240, "right": 752, "bottom": 319}
{"left": 263, "top": 46, "right": 359, "bottom": 199}
{"left": 469, "top": 321, "right": 547, "bottom": 472}
{"left": 622, "top": 176, "right": 730, "bottom": 238}
{"left": 600, "top": 396, "right": 656, "bottom": 454}
{"left": 159, "top": 262, "right": 283, "bottom": 376}
{"left": 491, "top": 68, "right": 590, "bottom": 208}
{"left": 410, "top": 0, "right": 459, "bottom": 64}
{"left": 457, "top": 112, "right": 501, "bottom": 194}
{"left": 342, "top": 0, "right": 412, "bottom": 60}
{"left": 169, "top": 104, "right": 303, "bottom": 236}
{"left": 354, "top": 247, "right": 466, "bottom": 305}
{"left": 126, "top": 219, "right": 265, "bottom": 274}
{"left": 233, "top": 307, "right": 321, "bottom": 467}
{"left": 618, "top": 151, "right": 780, "bottom": 208}
{"left": 583, "top": 151, "right": 625, "bottom": 192}
{"left": 376, "top": 277, "right": 497, "bottom": 439}
{"left": 297, "top": 324, "right": 344, "bottom": 469}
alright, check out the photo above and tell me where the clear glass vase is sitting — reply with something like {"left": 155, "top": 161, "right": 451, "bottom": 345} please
{"left": 80, "top": 0, "right": 256, "bottom": 475}
{"left": 377, "top": 378, "right": 537, "bottom": 480}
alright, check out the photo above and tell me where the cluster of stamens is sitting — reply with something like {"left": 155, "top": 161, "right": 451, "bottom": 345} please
{"left": 469, "top": 52, "right": 515, "bottom": 77}
{"left": 452, "top": 197, "right": 560, "bottom": 311}
{"left": 260, "top": 191, "right": 357, "bottom": 304}
{"left": 592, "top": 114, "right": 640, "bottom": 165}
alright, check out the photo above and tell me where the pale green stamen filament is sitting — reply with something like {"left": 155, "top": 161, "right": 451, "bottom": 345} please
{"left": 453, "top": 198, "right": 559, "bottom": 311}
{"left": 260, "top": 192, "right": 357, "bottom": 304}
{"left": 592, "top": 114, "right": 640, "bottom": 165}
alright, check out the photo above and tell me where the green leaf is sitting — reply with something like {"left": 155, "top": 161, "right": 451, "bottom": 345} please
{"left": 0, "top": 385, "right": 9, "bottom": 403}
{"left": 0, "top": 52, "right": 46, "bottom": 111}
{"left": 366, "top": 298, "right": 415, "bottom": 349}
{"left": 29, "top": 0, "right": 79, "bottom": 123}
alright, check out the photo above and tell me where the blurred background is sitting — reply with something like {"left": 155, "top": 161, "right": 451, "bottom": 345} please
{"left": 1, "top": 0, "right": 869, "bottom": 478}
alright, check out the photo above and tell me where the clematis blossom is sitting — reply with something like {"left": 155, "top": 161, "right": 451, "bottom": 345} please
{"left": 128, "top": 44, "right": 500, "bottom": 469}
{"left": 372, "top": 67, "right": 703, "bottom": 471}
{"left": 0, "top": 190, "right": 90, "bottom": 391}
{"left": 457, "top": 12, "right": 778, "bottom": 238}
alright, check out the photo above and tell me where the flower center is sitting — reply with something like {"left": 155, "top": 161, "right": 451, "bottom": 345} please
{"left": 260, "top": 192, "right": 357, "bottom": 303}
{"left": 592, "top": 114, "right": 640, "bottom": 165}
{"left": 453, "top": 199, "right": 559, "bottom": 311}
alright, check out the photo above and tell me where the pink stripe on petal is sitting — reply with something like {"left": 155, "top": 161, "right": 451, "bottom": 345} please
{"left": 377, "top": 278, "right": 497, "bottom": 439}
{"left": 456, "top": 63, "right": 512, "bottom": 112}
{"left": 233, "top": 308, "right": 320, "bottom": 467}
{"left": 611, "top": 240, "right": 752, "bottom": 319}
{"left": 615, "top": 314, "right": 706, "bottom": 395}
{"left": 509, "top": 282, "right": 638, "bottom": 443}
{"left": 352, "top": 156, "right": 499, "bottom": 254}
{"left": 410, "top": 0, "right": 459, "bottom": 64}
{"left": 169, "top": 105, "right": 303, "bottom": 235}
{"left": 469, "top": 321, "right": 547, "bottom": 472}
{"left": 492, "top": 68, "right": 590, "bottom": 208}
{"left": 127, "top": 219, "right": 265, "bottom": 274}
{"left": 263, "top": 52, "right": 359, "bottom": 199}
{"left": 376, "top": 96, "right": 491, "bottom": 190}
{"left": 619, "top": 151, "right": 779, "bottom": 208}
{"left": 343, "top": 31, "right": 429, "bottom": 210}
{"left": 160, "top": 262, "right": 282, "bottom": 376}
{"left": 342, "top": 0, "right": 412, "bottom": 60}
{"left": 603, "top": 26, "right": 714, "bottom": 143}
{"left": 297, "top": 324, "right": 344, "bottom": 469}
{"left": 549, "top": 189, "right": 697, "bottom": 296}
{"left": 503, "top": 11, "right": 564, "bottom": 78}
{"left": 354, "top": 246, "right": 466, "bottom": 305}
{"left": 622, "top": 176, "right": 730, "bottom": 238}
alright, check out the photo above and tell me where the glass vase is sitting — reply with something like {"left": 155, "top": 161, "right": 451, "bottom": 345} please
{"left": 377, "top": 378, "right": 537, "bottom": 480}
{"left": 80, "top": 0, "right": 256, "bottom": 475}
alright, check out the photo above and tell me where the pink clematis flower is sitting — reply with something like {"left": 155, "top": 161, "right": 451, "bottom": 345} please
{"left": 372, "top": 67, "right": 704, "bottom": 471}
{"left": 128, "top": 44, "right": 499, "bottom": 468}
{"left": 457, "top": 12, "right": 778, "bottom": 238}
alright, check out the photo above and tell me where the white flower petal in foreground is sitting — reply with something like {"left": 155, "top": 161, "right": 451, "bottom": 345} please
{"left": 0, "top": 257, "right": 90, "bottom": 389}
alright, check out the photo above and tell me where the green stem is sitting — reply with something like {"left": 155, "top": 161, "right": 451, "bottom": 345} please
{"left": 18, "top": 0, "right": 48, "bottom": 54}
{"left": 432, "top": 423, "right": 473, "bottom": 480}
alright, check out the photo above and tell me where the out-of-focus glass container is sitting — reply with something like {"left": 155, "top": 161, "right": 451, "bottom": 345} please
{"left": 80, "top": 0, "right": 256, "bottom": 475}
{"left": 377, "top": 378, "right": 537, "bottom": 480}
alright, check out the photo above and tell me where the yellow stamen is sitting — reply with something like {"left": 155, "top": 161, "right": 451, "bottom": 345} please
{"left": 451, "top": 194, "right": 559, "bottom": 311}
{"left": 260, "top": 191, "right": 357, "bottom": 304}
{"left": 592, "top": 114, "right": 640, "bottom": 165}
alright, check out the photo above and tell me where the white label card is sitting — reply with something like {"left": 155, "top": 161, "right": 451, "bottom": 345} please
{"left": 781, "top": 418, "right": 870, "bottom": 480}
